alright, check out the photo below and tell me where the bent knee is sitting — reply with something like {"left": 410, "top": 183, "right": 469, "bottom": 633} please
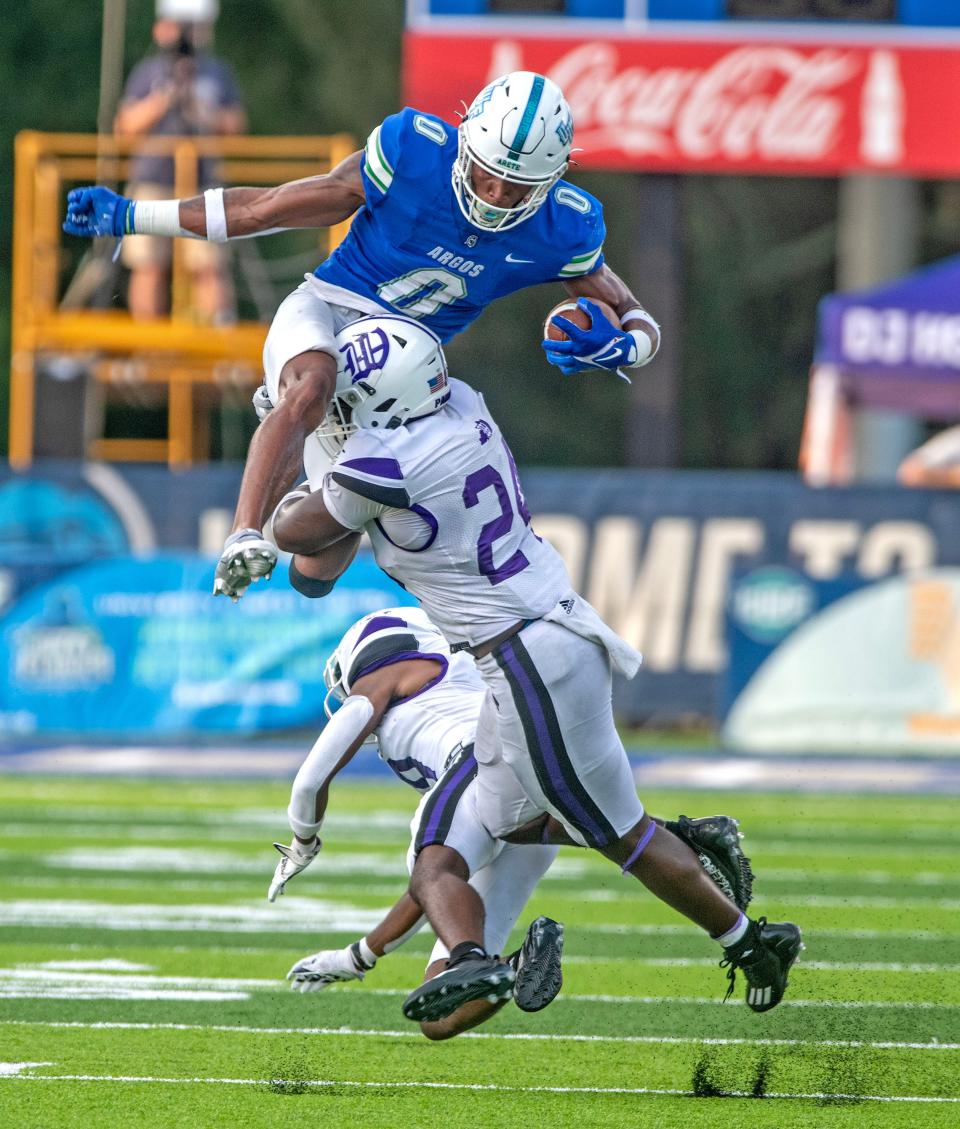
{"left": 410, "top": 845, "right": 467, "bottom": 890}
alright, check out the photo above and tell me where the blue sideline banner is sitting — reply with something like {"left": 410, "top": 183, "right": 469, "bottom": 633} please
{"left": 3, "top": 462, "right": 960, "bottom": 728}
{"left": 0, "top": 549, "right": 411, "bottom": 738}
{"left": 722, "top": 566, "right": 960, "bottom": 754}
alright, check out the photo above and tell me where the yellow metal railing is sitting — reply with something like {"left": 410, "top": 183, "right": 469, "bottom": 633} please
{"left": 10, "top": 130, "right": 357, "bottom": 466}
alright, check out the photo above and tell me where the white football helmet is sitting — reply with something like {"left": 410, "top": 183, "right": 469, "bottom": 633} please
{"left": 323, "top": 606, "right": 444, "bottom": 717}
{"left": 453, "top": 71, "right": 573, "bottom": 232}
{"left": 314, "top": 315, "right": 450, "bottom": 459}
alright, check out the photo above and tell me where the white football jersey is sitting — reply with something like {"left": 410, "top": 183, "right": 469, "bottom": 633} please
{"left": 321, "top": 379, "right": 572, "bottom": 646}
{"left": 375, "top": 648, "right": 484, "bottom": 792}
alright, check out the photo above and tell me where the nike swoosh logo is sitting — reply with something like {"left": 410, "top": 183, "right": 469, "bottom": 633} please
{"left": 505, "top": 254, "right": 535, "bottom": 264}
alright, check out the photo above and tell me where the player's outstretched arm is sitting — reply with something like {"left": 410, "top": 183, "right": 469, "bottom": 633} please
{"left": 268, "top": 668, "right": 397, "bottom": 902}
{"left": 63, "top": 151, "right": 365, "bottom": 241}
{"left": 288, "top": 893, "right": 426, "bottom": 991}
{"left": 542, "top": 265, "right": 661, "bottom": 376}
{"left": 181, "top": 150, "right": 366, "bottom": 235}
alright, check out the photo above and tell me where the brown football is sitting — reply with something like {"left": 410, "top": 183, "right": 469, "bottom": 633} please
{"left": 544, "top": 297, "right": 620, "bottom": 341}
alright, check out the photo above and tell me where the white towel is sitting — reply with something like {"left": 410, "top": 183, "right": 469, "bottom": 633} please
{"left": 541, "top": 592, "right": 643, "bottom": 679}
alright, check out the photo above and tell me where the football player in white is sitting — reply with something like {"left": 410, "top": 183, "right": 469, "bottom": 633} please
{"left": 268, "top": 604, "right": 563, "bottom": 1039}
{"left": 62, "top": 72, "right": 661, "bottom": 602}
{"left": 270, "top": 314, "right": 802, "bottom": 1024}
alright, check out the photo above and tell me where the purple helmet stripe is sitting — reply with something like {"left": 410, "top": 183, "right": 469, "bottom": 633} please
{"left": 355, "top": 615, "right": 409, "bottom": 645}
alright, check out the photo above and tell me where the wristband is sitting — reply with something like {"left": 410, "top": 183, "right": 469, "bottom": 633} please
{"left": 204, "top": 187, "right": 228, "bottom": 242}
{"left": 133, "top": 198, "right": 197, "bottom": 239}
{"left": 627, "top": 330, "right": 654, "bottom": 367}
{"left": 224, "top": 527, "right": 264, "bottom": 550}
{"left": 354, "top": 938, "right": 378, "bottom": 968}
{"left": 621, "top": 307, "right": 660, "bottom": 368}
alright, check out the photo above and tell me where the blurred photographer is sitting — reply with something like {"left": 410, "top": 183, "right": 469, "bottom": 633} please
{"left": 114, "top": 0, "right": 246, "bottom": 321}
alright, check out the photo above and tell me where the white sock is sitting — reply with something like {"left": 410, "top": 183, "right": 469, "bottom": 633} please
{"left": 714, "top": 912, "right": 750, "bottom": 949}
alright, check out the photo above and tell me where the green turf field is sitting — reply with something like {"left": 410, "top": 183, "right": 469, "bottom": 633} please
{"left": 0, "top": 774, "right": 958, "bottom": 1128}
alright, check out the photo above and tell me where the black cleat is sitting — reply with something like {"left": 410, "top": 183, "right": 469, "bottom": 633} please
{"left": 720, "top": 916, "right": 803, "bottom": 1013}
{"left": 665, "top": 814, "right": 755, "bottom": 912}
{"left": 402, "top": 956, "right": 515, "bottom": 1023}
{"left": 510, "top": 916, "right": 564, "bottom": 1013}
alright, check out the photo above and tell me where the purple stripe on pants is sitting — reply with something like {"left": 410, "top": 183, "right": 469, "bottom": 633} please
{"left": 500, "top": 641, "right": 609, "bottom": 845}
{"left": 422, "top": 754, "right": 475, "bottom": 845}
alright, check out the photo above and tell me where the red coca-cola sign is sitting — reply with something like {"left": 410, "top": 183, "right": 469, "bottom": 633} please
{"left": 403, "top": 32, "right": 960, "bottom": 176}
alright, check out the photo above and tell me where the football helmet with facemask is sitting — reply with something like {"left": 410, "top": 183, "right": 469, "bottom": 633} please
{"left": 314, "top": 315, "right": 450, "bottom": 459}
{"left": 322, "top": 605, "right": 445, "bottom": 718}
{"left": 453, "top": 71, "right": 573, "bottom": 232}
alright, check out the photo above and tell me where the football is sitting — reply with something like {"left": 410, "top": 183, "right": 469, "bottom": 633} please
{"left": 544, "top": 297, "right": 620, "bottom": 341}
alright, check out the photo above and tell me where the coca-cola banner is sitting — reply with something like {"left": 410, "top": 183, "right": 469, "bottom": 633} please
{"left": 403, "top": 32, "right": 960, "bottom": 176}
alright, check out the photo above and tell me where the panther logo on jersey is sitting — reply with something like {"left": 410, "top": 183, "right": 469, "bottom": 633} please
{"left": 339, "top": 328, "right": 390, "bottom": 382}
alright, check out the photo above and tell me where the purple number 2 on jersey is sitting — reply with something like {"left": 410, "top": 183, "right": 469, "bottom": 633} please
{"left": 462, "top": 452, "right": 531, "bottom": 586}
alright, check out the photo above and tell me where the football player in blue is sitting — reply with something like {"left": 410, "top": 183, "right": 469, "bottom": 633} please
{"left": 63, "top": 71, "right": 660, "bottom": 600}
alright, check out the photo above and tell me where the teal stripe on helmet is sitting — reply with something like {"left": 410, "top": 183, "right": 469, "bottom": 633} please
{"left": 507, "top": 75, "right": 545, "bottom": 161}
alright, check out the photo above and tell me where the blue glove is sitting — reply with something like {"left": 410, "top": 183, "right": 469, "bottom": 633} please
{"left": 62, "top": 186, "right": 135, "bottom": 238}
{"left": 542, "top": 297, "right": 637, "bottom": 376}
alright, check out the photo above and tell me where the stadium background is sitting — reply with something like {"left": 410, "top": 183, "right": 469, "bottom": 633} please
{"left": 2, "top": 1, "right": 960, "bottom": 1122}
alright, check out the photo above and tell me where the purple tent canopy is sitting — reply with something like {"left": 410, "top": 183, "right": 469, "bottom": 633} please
{"left": 814, "top": 255, "right": 960, "bottom": 418}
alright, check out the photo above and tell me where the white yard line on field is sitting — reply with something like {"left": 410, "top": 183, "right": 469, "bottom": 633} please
{"left": 3, "top": 1070, "right": 959, "bottom": 1104}
{"left": 0, "top": 969, "right": 278, "bottom": 989}
{"left": 5, "top": 896, "right": 960, "bottom": 938}
{"left": 30, "top": 960, "right": 152, "bottom": 972}
{"left": 319, "top": 987, "right": 960, "bottom": 1011}
{"left": 1, "top": 877, "right": 408, "bottom": 901}
{"left": 565, "top": 956, "right": 960, "bottom": 973}
{"left": 0, "top": 989, "right": 248, "bottom": 1001}
{"left": 42, "top": 848, "right": 406, "bottom": 877}
{"left": 0, "top": 898, "right": 383, "bottom": 933}
{"left": 759, "top": 894, "right": 960, "bottom": 910}
{"left": 580, "top": 923, "right": 960, "bottom": 941}
{"left": 4, "top": 1019, "right": 960, "bottom": 1053}
{"left": 0, "top": 807, "right": 410, "bottom": 832}
{"left": 0, "top": 968, "right": 951, "bottom": 1010}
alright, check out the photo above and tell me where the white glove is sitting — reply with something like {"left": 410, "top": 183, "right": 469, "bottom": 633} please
{"left": 287, "top": 944, "right": 367, "bottom": 992}
{"left": 267, "top": 836, "right": 321, "bottom": 902}
{"left": 213, "top": 528, "right": 278, "bottom": 602}
{"left": 252, "top": 384, "right": 274, "bottom": 422}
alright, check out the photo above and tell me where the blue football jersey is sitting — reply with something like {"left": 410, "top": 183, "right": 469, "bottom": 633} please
{"left": 312, "top": 108, "right": 606, "bottom": 342}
